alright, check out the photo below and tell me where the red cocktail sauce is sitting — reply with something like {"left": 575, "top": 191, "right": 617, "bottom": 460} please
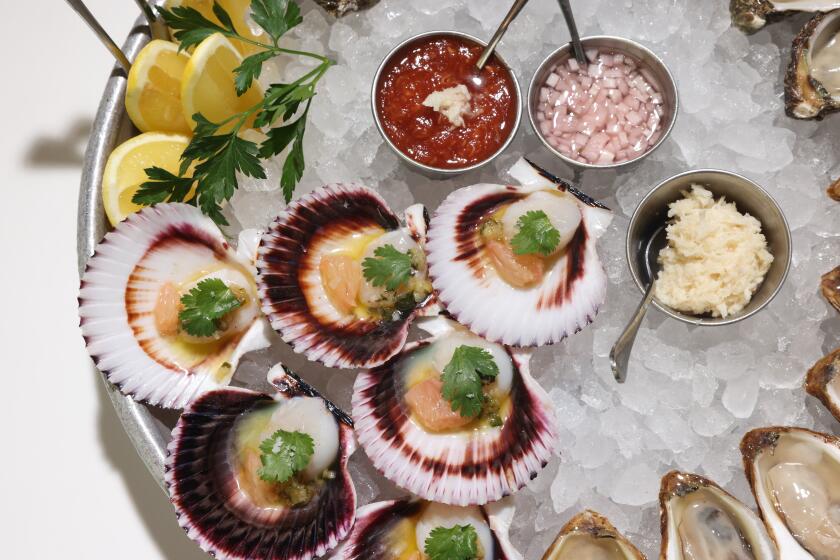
{"left": 375, "top": 34, "right": 518, "bottom": 170}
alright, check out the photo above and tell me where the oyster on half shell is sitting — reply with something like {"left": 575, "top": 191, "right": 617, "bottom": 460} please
{"left": 731, "top": 0, "right": 840, "bottom": 33}
{"left": 805, "top": 347, "right": 840, "bottom": 422}
{"left": 741, "top": 427, "right": 840, "bottom": 560}
{"left": 659, "top": 471, "right": 777, "bottom": 560}
{"left": 314, "top": 0, "right": 379, "bottom": 16}
{"left": 820, "top": 265, "right": 840, "bottom": 312}
{"left": 786, "top": 10, "right": 840, "bottom": 119}
{"left": 542, "top": 510, "right": 645, "bottom": 560}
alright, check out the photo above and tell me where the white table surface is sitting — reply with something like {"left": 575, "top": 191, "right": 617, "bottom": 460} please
{"left": 0, "top": 3, "right": 206, "bottom": 558}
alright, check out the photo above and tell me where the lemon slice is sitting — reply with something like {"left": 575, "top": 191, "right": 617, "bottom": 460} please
{"left": 181, "top": 33, "right": 264, "bottom": 132}
{"left": 102, "top": 132, "right": 192, "bottom": 226}
{"left": 163, "top": 0, "right": 268, "bottom": 57}
{"left": 125, "top": 40, "right": 191, "bottom": 134}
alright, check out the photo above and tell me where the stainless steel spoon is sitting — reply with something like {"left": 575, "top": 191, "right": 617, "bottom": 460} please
{"left": 610, "top": 221, "right": 670, "bottom": 383}
{"left": 133, "top": 0, "right": 170, "bottom": 40}
{"left": 476, "top": 0, "right": 530, "bottom": 71}
{"left": 557, "top": 0, "right": 587, "bottom": 67}
{"left": 65, "top": 0, "right": 132, "bottom": 71}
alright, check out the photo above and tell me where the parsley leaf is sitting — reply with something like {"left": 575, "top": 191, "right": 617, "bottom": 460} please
{"left": 258, "top": 429, "right": 315, "bottom": 483}
{"left": 235, "top": 50, "right": 275, "bottom": 96}
{"left": 362, "top": 244, "right": 413, "bottom": 291}
{"left": 133, "top": 167, "right": 195, "bottom": 206}
{"left": 178, "top": 278, "right": 243, "bottom": 337}
{"left": 424, "top": 525, "right": 479, "bottom": 560}
{"left": 510, "top": 210, "right": 561, "bottom": 256}
{"left": 251, "top": 0, "right": 302, "bottom": 45}
{"left": 441, "top": 345, "right": 499, "bottom": 419}
{"left": 158, "top": 4, "right": 231, "bottom": 52}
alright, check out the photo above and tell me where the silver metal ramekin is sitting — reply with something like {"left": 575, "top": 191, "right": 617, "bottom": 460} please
{"left": 371, "top": 30, "right": 522, "bottom": 178}
{"left": 528, "top": 35, "right": 679, "bottom": 171}
{"left": 626, "top": 169, "right": 792, "bottom": 326}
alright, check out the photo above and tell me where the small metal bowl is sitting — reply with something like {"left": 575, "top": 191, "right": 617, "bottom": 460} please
{"left": 528, "top": 36, "right": 679, "bottom": 171}
{"left": 371, "top": 30, "right": 522, "bottom": 179}
{"left": 626, "top": 169, "right": 792, "bottom": 326}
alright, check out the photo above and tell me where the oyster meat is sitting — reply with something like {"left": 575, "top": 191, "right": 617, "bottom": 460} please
{"left": 166, "top": 365, "right": 357, "bottom": 560}
{"left": 339, "top": 498, "right": 521, "bottom": 560}
{"left": 731, "top": 0, "right": 840, "bottom": 33}
{"left": 314, "top": 0, "right": 379, "bottom": 17}
{"left": 820, "top": 265, "right": 840, "bottom": 312}
{"left": 78, "top": 203, "right": 272, "bottom": 409}
{"left": 425, "top": 157, "right": 612, "bottom": 347}
{"left": 805, "top": 347, "right": 840, "bottom": 422}
{"left": 542, "top": 510, "right": 645, "bottom": 560}
{"left": 351, "top": 316, "right": 558, "bottom": 506}
{"left": 257, "top": 184, "right": 434, "bottom": 369}
{"left": 741, "top": 427, "right": 840, "bottom": 560}
{"left": 659, "top": 471, "right": 777, "bottom": 560}
{"left": 786, "top": 10, "right": 840, "bottom": 119}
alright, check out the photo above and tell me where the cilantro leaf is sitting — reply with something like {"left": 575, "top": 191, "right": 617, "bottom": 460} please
{"left": 178, "top": 278, "right": 243, "bottom": 337}
{"left": 362, "top": 244, "right": 413, "bottom": 291}
{"left": 251, "top": 0, "right": 302, "bottom": 45}
{"left": 441, "top": 345, "right": 499, "bottom": 419}
{"left": 424, "top": 525, "right": 479, "bottom": 560}
{"left": 510, "top": 210, "right": 561, "bottom": 256}
{"left": 258, "top": 429, "right": 315, "bottom": 483}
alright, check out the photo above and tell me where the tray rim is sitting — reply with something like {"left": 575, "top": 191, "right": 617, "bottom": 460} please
{"left": 76, "top": 19, "right": 168, "bottom": 491}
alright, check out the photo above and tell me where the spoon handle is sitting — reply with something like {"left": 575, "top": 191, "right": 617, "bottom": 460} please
{"left": 557, "top": 0, "right": 587, "bottom": 66}
{"left": 476, "top": 0, "right": 530, "bottom": 70}
{"left": 133, "top": 0, "right": 170, "bottom": 40}
{"left": 65, "top": 0, "right": 132, "bottom": 72}
{"left": 610, "top": 280, "right": 656, "bottom": 383}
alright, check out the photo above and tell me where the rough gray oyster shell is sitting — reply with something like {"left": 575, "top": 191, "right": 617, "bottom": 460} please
{"left": 314, "top": 0, "right": 379, "bottom": 16}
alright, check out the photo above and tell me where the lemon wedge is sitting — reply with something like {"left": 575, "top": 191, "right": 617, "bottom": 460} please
{"left": 181, "top": 33, "right": 264, "bottom": 132}
{"left": 102, "top": 132, "right": 192, "bottom": 226}
{"left": 125, "top": 40, "right": 192, "bottom": 135}
{"left": 163, "top": 0, "right": 268, "bottom": 56}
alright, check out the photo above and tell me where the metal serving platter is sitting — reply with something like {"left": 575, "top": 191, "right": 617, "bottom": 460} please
{"left": 76, "top": 20, "right": 170, "bottom": 490}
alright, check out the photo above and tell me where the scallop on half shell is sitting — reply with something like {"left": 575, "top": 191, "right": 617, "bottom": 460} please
{"left": 741, "top": 427, "right": 840, "bottom": 560}
{"left": 338, "top": 497, "right": 521, "bottom": 560}
{"left": 352, "top": 316, "right": 558, "bottom": 506}
{"left": 786, "top": 10, "right": 840, "bottom": 119}
{"left": 78, "top": 203, "right": 273, "bottom": 409}
{"left": 166, "top": 365, "right": 356, "bottom": 560}
{"left": 542, "top": 510, "right": 645, "bottom": 560}
{"left": 730, "top": 0, "right": 840, "bottom": 33}
{"left": 426, "top": 157, "right": 612, "bottom": 347}
{"left": 659, "top": 470, "right": 777, "bottom": 560}
{"left": 257, "top": 183, "right": 435, "bottom": 369}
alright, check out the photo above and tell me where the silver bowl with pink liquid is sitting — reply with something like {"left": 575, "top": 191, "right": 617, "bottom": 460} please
{"left": 527, "top": 35, "right": 679, "bottom": 171}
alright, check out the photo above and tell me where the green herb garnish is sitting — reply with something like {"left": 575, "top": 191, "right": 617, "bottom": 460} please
{"left": 510, "top": 210, "right": 560, "bottom": 256}
{"left": 441, "top": 345, "right": 499, "bottom": 419}
{"left": 362, "top": 244, "right": 414, "bottom": 291}
{"left": 178, "top": 278, "right": 243, "bottom": 337}
{"left": 133, "top": 0, "right": 333, "bottom": 224}
{"left": 424, "top": 524, "right": 479, "bottom": 560}
{"left": 258, "top": 429, "right": 315, "bottom": 483}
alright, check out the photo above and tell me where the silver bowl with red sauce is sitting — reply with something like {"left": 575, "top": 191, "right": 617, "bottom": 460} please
{"left": 528, "top": 36, "right": 679, "bottom": 171}
{"left": 371, "top": 31, "right": 522, "bottom": 177}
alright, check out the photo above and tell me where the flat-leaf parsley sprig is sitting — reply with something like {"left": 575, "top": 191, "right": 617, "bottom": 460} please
{"left": 133, "top": 0, "right": 334, "bottom": 225}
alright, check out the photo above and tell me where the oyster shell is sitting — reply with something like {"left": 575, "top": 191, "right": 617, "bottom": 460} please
{"left": 827, "top": 177, "right": 840, "bottom": 200}
{"left": 256, "top": 184, "right": 435, "bottom": 369}
{"left": 741, "top": 427, "right": 840, "bottom": 560}
{"left": 659, "top": 470, "right": 777, "bottom": 560}
{"left": 314, "top": 0, "right": 379, "bottom": 17}
{"left": 820, "top": 266, "right": 840, "bottom": 312}
{"left": 785, "top": 10, "right": 840, "bottom": 119}
{"left": 542, "top": 510, "right": 645, "bottom": 560}
{"left": 78, "top": 203, "right": 272, "bottom": 409}
{"left": 338, "top": 497, "right": 521, "bottom": 560}
{"left": 731, "top": 0, "right": 840, "bottom": 33}
{"left": 805, "top": 347, "right": 840, "bottom": 422}
{"left": 425, "top": 157, "right": 612, "bottom": 347}
{"left": 166, "top": 365, "right": 357, "bottom": 560}
{"left": 351, "top": 316, "right": 558, "bottom": 506}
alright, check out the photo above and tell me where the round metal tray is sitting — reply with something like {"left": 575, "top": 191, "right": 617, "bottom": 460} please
{"left": 76, "top": 20, "right": 169, "bottom": 491}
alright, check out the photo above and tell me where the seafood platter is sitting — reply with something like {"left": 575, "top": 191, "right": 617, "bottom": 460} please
{"left": 76, "top": 0, "right": 840, "bottom": 558}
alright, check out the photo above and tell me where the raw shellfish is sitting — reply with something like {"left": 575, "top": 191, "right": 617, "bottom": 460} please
{"left": 786, "top": 10, "right": 840, "bottom": 119}
{"left": 805, "top": 347, "right": 840, "bottom": 422}
{"left": 351, "top": 316, "right": 558, "bottom": 505}
{"left": 741, "top": 426, "right": 840, "bottom": 560}
{"left": 339, "top": 497, "right": 521, "bottom": 560}
{"left": 730, "top": 0, "right": 840, "bottom": 33}
{"left": 542, "top": 510, "right": 645, "bottom": 560}
{"left": 426, "top": 157, "right": 612, "bottom": 347}
{"left": 166, "top": 365, "right": 356, "bottom": 560}
{"left": 659, "top": 470, "right": 777, "bottom": 560}
{"left": 78, "top": 203, "right": 272, "bottom": 409}
{"left": 820, "top": 265, "right": 840, "bottom": 312}
{"left": 257, "top": 184, "right": 434, "bottom": 369}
